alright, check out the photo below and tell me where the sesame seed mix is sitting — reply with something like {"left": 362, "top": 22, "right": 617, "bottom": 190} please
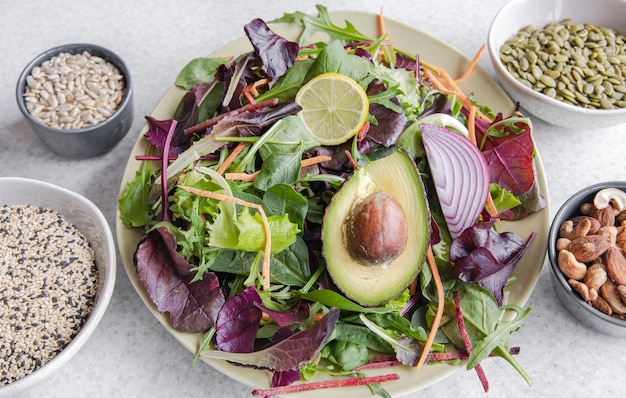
{"left": 0, "top": 204, "right": 98, "bottom": 385}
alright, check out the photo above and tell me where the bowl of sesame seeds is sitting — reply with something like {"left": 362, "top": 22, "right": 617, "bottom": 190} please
{"left": 16, "top": 43, "right": 133, "bottom": 159}
{"left": 0, "top": 177, "right": 116, "bottom": 395}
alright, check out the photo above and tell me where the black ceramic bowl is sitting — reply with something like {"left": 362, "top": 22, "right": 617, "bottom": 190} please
{"left": 547, "top": 181, "right": 626, "bottom": 337}
{"left": 16, "top": 43, "right": 133, "bottom": 159}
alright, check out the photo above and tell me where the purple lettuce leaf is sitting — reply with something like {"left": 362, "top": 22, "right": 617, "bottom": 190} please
{"left": 200, "top": 308, "right": 340, "bottom": 372}
{"left": 144, "top": 83, "right": 217, "bottom": 155}
{"left": 211, "top": 101, "right": 302, "bottom": 137}
{"left": 365, "top": 79, "right": 406, "bottom": 147}
{"left": 215, "top": 286, "right": 263, "bottom": 353}
{"left": 134, "top": 226, "right": 225, "bottom": 333}
{"left": 367, "top": 102, "right": 406, "bottom": 146}
{"left": 482, "top": 131, "right": 535, "bottom": 196}
{"left": 271, "top": 327, "right": 301, "bottom": 387}
{"left": 256, "top": 301, "right": 310, "bottom": 327}
{"left": 449, "top": 221, "right": 536, "bottom": 306}
{"left": 244, "top": 18, "right": 299, "bottom": 82}
{"left": 216, "top": 54, "right": 255, "bottom": 111}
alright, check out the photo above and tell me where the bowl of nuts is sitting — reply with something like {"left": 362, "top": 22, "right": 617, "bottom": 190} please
{"left": 16, "top": 43, "right": 133, "bottom": 159}
{"left": 487, "top": 0, "right": 626, "bottom": 129}
{"left": 548, "top": 181, "right": 626, "bottom": 337}
{"left": 0, "top": 177, "right": 116, "bottom": 395}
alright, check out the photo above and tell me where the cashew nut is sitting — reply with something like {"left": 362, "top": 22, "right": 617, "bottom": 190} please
{"left": 583, "top": 263, "right": 608, "bottom": 291}
{"left": 569, "top": 279, "right": 591, "bottom": 302}
{"left": 592, "top": 295, "right": 613, "bottom": 316}
{"left": 558, "top": 249, "right": 588, "bottom": 280}
{"left": 594, "top": 187, "right": 626, "bottom": 212}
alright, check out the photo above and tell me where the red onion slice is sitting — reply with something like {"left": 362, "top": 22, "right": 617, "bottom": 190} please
{"left": 421, "top": 123, "right": 490, "bottom": 239}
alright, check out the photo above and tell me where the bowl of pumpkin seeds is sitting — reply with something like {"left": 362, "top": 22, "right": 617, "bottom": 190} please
{"left": 487, "top": 0, "right": 626, "bottom": 129}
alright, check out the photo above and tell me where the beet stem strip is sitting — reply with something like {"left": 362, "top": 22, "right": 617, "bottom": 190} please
{"left": 250, "top": 373, "right": 399, "bottom": 396}
{"left": 453, "top": 291, "right": 490, "bottom": 392}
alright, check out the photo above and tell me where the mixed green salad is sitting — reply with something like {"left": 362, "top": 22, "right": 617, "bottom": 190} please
{"left": 119, "top": 5, "right": 546, "bottom": 397}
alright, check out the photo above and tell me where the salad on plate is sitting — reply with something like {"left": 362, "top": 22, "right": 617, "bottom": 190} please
{"left": 118, "top": 5, "right": 547, "bottom": 397}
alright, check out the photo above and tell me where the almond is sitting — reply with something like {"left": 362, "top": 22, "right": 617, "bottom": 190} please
{"left": 590, "top": 205, "right": 616, "bottom": 227}
{"left": 604, "top": 246, "right": 626, "bottom": 285}
{"left": 568, "top": 235, "right": 611, "bottom": 263}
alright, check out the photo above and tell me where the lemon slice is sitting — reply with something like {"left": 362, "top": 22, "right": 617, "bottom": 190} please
{"left": 295, "top": 72, "right": 369, "bottom": 146}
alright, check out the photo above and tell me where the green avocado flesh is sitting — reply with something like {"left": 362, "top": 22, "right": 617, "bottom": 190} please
{"left": 322, "top": 150, "right": 430, "bottom": 307}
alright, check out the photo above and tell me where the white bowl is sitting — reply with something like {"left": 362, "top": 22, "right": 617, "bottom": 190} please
{"left": 0, "top": 177, "right": 116, "bottom": 396}
{"left": 487, "top": 0, "right": 626, "bottom": 129}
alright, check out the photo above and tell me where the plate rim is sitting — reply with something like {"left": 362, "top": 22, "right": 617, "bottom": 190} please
{"left": 115, "top": 9, "right": 550, "bottom": 397}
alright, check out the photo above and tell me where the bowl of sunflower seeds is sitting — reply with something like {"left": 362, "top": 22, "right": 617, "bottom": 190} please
{"left": 16, "top": 43, "right": 133, "bottom": 158}
{"left": 0, "top": 177, "right": 116, "bottom": 395}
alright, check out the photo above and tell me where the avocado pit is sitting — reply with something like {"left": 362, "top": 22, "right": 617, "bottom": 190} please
{"left": 347, "top": 192, "right": 407, "bottom": 265}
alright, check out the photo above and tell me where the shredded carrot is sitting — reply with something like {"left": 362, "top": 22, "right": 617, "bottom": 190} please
{"left": 467, "top": 104, "right": 477, "bottom": 146}
{"left": 245, "top": 78, "right": 270, "bottom": 97}
{"left": 217, "top": 142, "right": 246, "bottom": 175}
{"left": 180, "top": 186, "right": 272, "bottom": 291}
{"left": 224, "top": 170, "right": 260, "bottom": 182}
{"left": 416, "top": 246, "right": 444, "bottom": 370}
{"left": 377, "top": 7, "right": 386, "bottom": 36}
{"left": 301, "top": 155, "right": 332, "bottom": 168}
{"left": 454, "top": 44, "right": 485, "bottom": 84}
{"left": 486, "top": 193, "right": 499, "bottom": 219}
{"left": 225, "top": 156, "right": 331, "bottom": 182}
{"left": 423, "top": 63, "right": 492, "bottom": 123}
{"left": 313, "top": 312, "right": 324, "bottom": 322}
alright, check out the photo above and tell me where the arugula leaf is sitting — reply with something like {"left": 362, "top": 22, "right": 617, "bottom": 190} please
{"left": 299, "top": 290, "right": 394, "bottom": 314}
{"left": 359, "top": 314, "right": 424, "bottom": 366}
{"left": 270, "top": 4, "right": 373, "bottom": 45}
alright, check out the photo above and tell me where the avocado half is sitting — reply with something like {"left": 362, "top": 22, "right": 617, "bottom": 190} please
{"left": 322, "top": 150, "right": 430, "bottom": 307}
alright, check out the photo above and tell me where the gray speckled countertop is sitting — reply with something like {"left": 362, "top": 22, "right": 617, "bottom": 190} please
{"left": 1, "top": 0, "right": 625, "bottom": 397}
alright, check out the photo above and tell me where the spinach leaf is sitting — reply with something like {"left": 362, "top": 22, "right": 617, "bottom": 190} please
{"left": 254, "top": 150, "right": 303, "bottom": 191}
{"left": 258, "top": 115, "right": 319, "bottom": 160}
{"left": 263, "top": 183, "right": 308, "bottom": 231}
{"left": 305, "top": 40, "right": 372, "bottom": 83}
{"left": 269, "top": 236, "right": 311, "bottom": 286}
{"left": 321, "top": 340, "right": 369, "bottom": 370}
{"left": 255, "top": 58, "right": 315, "bottom": 103}
{"left": 175, "top": 57, "right": 228, "bottom": 90}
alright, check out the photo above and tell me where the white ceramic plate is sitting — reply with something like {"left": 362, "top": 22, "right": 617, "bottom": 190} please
{"left": 116, "top": 10, "right": 550, "bottom": 397}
